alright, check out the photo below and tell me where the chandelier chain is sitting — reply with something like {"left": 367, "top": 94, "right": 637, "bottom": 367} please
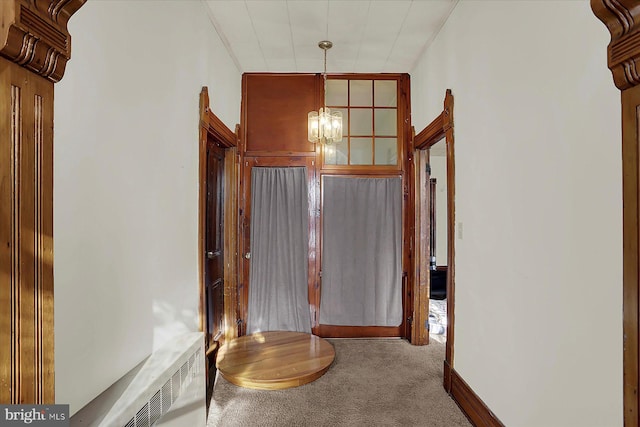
{"left": 308, "top": 40, "right": 342, "bottom": 145}
{"left": 323, "top": 46, "right": 327, "bottom": 110}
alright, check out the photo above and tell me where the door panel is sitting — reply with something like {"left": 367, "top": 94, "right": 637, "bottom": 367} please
{"left": 204, "top": 143, "right": 225, "bottom": 347}
{"left": 317, "top": 174, "right": 406, "bottom": 337}
{"left": 239, "top": 156, "right": 317, "bottom": 336}
{"left": 413, "top": 149, "right": 431, "bottom": 345}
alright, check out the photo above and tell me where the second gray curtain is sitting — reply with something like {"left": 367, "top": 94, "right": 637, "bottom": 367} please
{"left": 319, "top": 176, "right": 403, "bottom": 327}
{"left": 246, "top": 167, "right": 311, "bottom": 334}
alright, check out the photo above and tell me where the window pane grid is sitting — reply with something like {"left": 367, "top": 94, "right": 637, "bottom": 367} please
{"left": 325, "top": 78, "right": 399, "bottom": 167}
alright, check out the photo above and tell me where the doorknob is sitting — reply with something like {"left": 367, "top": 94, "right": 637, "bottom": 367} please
{"left": 206, "top": 251, "right": 215, "bottom": 259}
{"left": 244, "top": 252, "right": 251, "bottom": 259}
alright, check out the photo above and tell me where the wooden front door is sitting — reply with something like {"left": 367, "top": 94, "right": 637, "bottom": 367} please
{"left": 204, "top": 142, "right": 225, "bottom": 370}
{"left": 314, "top": 173, "right": 407, "bottom": 338}
{"left": 239, "top": 156, "right": 317, "bottom": 335}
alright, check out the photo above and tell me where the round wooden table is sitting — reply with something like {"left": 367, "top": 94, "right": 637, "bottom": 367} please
{"left": 216, "top": 331, "right": 335, "bottom": 390}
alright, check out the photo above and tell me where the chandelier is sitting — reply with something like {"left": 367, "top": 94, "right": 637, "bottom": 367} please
{"left": 308, "top": 41, "right": 343, "bottom": 145}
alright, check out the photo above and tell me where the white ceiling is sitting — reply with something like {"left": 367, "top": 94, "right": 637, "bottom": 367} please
{"left": 204, "top": 0, "right": 459, "bottom": 73}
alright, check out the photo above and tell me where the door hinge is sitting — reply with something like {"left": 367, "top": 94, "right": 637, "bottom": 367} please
{"left": 407, "top": 316, "right": 413, "bottom": 324}
{"left": 426, "top": 163, "right": 431, "bottom": 175}
{"left": 425, "top": 321, "right": 430, "bottom": 331}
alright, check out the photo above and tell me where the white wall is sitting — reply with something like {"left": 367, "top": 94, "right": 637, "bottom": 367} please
{"left": 412, "top": 2, "right": 622, "bottom": 426}
{"left": 54, "top": 0, "right": 240, "bottom": 414}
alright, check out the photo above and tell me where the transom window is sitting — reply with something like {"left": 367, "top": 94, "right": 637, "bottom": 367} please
{"left": 323, "top": 78, "right": 399, "bottom": 167}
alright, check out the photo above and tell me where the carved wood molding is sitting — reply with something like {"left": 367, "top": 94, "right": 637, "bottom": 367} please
{"left": 200, "top": 87, "right": 237, "bottom": 148}
{"left": 592, "top": 0, "right": 640, "bottom": 90}
{"left": 0, "top": 0, "right": 86, "bottom": 82}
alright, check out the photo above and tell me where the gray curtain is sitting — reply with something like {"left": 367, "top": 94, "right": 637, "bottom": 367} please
{"left": 246, "top": 167, "right": 311, "bottom": 334}
{"left": 319, "top": 176, "right": 403, "bottom": 327}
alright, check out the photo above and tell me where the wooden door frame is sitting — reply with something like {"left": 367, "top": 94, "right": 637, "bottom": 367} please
{"left": 410, "top": 147, "right": 431, "bottom": 346}
{"left": 313, "top": 73, "right": 413, "bottom": 339}
{"left": 413, "top": 90, "right": 455, "bottom": 391}
{"left": 198, "top": 87, "right": 239, "bottom": 356}
{"left": 592, "top": 3, "right": 640, "bottom": 425}
{"left": 0, "top": 0, "right": 85, "bottom": 404}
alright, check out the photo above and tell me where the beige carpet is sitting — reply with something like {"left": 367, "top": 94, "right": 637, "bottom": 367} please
{"left": 207, "top": 338, "right": 471, "bottom": 427}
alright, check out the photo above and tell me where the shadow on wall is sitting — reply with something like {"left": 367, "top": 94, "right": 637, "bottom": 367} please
{"left": 153, "top": 299, "right": 199, "bottom": 350}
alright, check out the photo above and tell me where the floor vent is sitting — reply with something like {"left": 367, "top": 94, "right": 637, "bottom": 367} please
{"left": 121, "top": 347, "right": 202, "bottom": 427}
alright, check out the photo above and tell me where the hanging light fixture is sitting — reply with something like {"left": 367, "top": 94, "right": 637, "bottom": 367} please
{"left": 308, "top": 40, "right": 342, "bottom": 145}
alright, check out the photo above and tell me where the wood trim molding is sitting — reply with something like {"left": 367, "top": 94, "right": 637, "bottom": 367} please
{"left": 314, "top": 325, "right": 401, "bottom": 338}
{"left": 411, "top": 149, "right": 430, "bottom": 345}
{"left": 415, "top": 111, "right": 445, "bottom": 150}
{"left": 200, "top": 87, "right": 237, "bottom": 148}
{"left": 443, "top": 89, "right": 456, "bottom": 393}
{"left": 413, "top": 90, "right": 456, "bottom": 388}
{"left": 0, "top": 0, "right": 86, "bottom": 83}
{"left": 413, "top": 88, "right": 453, "bottom": 151}
{"left": 591, "top": 2, "right": 640, "bottom": 425}
{"left": 197, "top": 100, "right": 208, "bottom": 349}
{"left": 592, "top": 0, "right": 640, "bottom": 90}
{"left": 1, "top": 58, "right": 55, "bottom": 404}
{"left": 451, "top": 369, "right": 505, "bottom": 427}
{"left": 197, "top": 86, "right": 239, "bottom": 352}
{"left": 223, "top": 146, "right": 239, "bottom": 342}
{"left": 244, "top": 150, "right": 316, "bottom": 158}
{"left": 621, "top": 84, "right": 640, "bottom": 427}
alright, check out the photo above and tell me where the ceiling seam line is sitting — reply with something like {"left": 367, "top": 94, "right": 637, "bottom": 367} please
{"left": 383, "top": 1, "right": 413, "bottom": 72}
{"left": 286, "top": 1, "right": 298, "bottom": 71}
{"left": 353, "top": 1, "right": 372, "bottom": 71}
{"left": 245, "top": 0, "right": 270, "bottom": 71}
{"left": 200, "top": 0, "right": 242, "bottom": 73}
{"left": 409, "top": 0, "right": 460, "bottom": 73}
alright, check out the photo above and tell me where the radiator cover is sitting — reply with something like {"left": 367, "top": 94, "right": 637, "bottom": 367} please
{"left": 71, "top": 332, "right": 205, "bottom": 427}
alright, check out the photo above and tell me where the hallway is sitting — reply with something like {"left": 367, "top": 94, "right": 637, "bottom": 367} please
{"left": 0, "top": 1, "right": 624, "bottom": 426}
{"left": 207, "top": 339, "right": 470, "bottom": 427}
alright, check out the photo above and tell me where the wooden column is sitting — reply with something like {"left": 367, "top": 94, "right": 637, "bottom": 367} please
{"left": 0, "top": 0, "right": 84, "bottom": 404}
{"left": 592, "top": 2, "right": 640, "bottom": 426}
